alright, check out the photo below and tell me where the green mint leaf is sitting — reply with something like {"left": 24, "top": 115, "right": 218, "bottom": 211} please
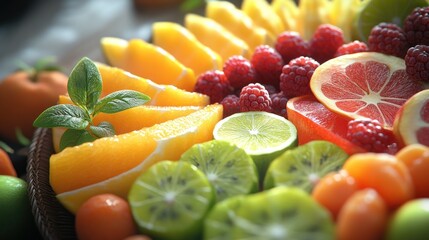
{"left": 68, "top": 57, "right": 102, "bottom": 114}
{"left": 15, "top": 128, "right": 30, "bottom": 146}
{"left": 90, "top": 121, "right": 115, "bottom": 138}
{"left": 0, "top": 141, "right": 14, "bottom": 154}
{"left": 59, "top": 129, "right": 96, "bottom": 151}
{"left": 94, "top": 90, "right": 150, "bottom": 114}
{"left": 33, "top": 104, "right": 90, "bottom": 129}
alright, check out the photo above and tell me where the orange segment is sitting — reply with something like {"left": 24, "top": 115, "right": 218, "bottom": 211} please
{"left": 271, "top": 0, "right": 299, "bottom": 31}
{"left": 205, "top": 1, "right": 274, "bottom": 53}
{"left": 241, "top": 0, "right": 285, "bottom": 37}
{"left": 96, "top": 63, "right": 209, "bottom": 106}
{"left": 310, "top": 52, "right": 424, "bottom": 129}
{"left": 152, "top": 22, "right": 222, "bottom": 77}
{"left": 184, "top": 14, "right": 250, "bottom": 63}
{"left": 100, "top": 37, "right": 196, "bottom": 91}
{"left": 51, "top": 104, "right": 223, "bottom": 213}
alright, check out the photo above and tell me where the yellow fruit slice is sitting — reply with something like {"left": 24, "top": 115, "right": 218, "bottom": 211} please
{"left": 101, "top": 37, "right": 196, "bottom": 91}
{"left": 241, "top": 0, "right": 285, "bottom": 37}
{"left": 52, "top": 104, "right": 223, "bottom": 213}
{"left": 96, "top": 63, "right": 209, "bottom": 106}
{"left": 296, "top": 0, "right": 331, "bottom": 40}
{"left": 152, "top": 22, "right": 222, "bottom": 76}
{"left": 184, "top": 13, "right": 250, "bottom": 63}
{"left": 206, "top": 0, "right": 274, "bottom": 53}
{"left": 328, "top": 0, "right": 362, "bottom": 42}
{"left": 271, "top": 0, "right": 299, "bottom": 32}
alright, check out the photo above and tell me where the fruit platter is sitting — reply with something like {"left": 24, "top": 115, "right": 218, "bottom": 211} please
{"left": 1, "top": 0, "right": 429, "bottom": 239}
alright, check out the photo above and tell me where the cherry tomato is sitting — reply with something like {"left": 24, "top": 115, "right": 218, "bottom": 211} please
{"left": 336, "top": 189, "right": 388, "bottom": 240}
{"left": 0, "top": 64, "right": 68, "bottom": 143}
{"left": 343, "top": 153, "right": 414, "bottom": 209}
{"left": 75, "top": 194, "right": 138, "bottom": 240}
{"left": 396, "top": 144, "right": 429, "bottom": 198}
{"left": 312, "top": 170, "right": 358, "bottom": 220}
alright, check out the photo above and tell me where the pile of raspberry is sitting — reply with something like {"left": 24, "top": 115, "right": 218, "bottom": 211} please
{"left": 367, "top": 6, "right": 429, "bottom": 82}
{"left": 194, "top": 23, "right": 369, "bottom": 118}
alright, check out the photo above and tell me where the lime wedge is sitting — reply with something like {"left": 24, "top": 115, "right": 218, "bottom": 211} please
{"left": 213, "top": 111, "right": 297, "bottom": 183}
{"left": 353, "top": 0, "right": 428, "bottom": 41}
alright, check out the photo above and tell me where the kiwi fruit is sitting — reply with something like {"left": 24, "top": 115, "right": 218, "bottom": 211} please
{"left": 264, "top": 140, "right": 348, "bottom": 192}
{"left": 180, "top": 140, "right": 259, "bottom": 202}
{"left": 128, "top": 160, "right": 214, "bottom": 240}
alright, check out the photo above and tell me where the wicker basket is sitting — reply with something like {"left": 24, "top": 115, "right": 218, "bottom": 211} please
{"left": 27, "top": 128, "right": 76, "bottom": 240}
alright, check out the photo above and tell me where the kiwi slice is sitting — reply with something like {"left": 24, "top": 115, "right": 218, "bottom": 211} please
{"left": 264, "top": 140, "right": 348, "bottom": 192}
{"left": 204, "top": 187, "right": 335, "bottom": 240}
{"left": 180, "top": 140, "right": 259, "bottom": 202}
{"left": 204, "top": 195, "right": 246, "bottom": 240}
{"left": 128, "top": 160, "right": 214, "bottom": 240}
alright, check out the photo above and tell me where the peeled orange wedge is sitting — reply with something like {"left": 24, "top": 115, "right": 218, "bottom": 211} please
{"left": 101, "top": 37, "right": 196, "bottom": 91}
{"left": 205, "top": 1, "right": 274, "bottom": 53}
{"left": 152, "top": 22, "right": 222, "bottom": 76}
{"left": 241, "top": 0, "right": 285, "bottom": 37}
{"left": 51, "top": 104, "right": 223, "bottom": 213}
{"left": 184, "top": 13, "right": 250, "bottom": 63}
{"left": 271, "top": 0, "right": 299, "bottom": 32}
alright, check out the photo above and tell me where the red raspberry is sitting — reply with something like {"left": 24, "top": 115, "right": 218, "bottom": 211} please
{"left": 275, "top": 31, "right": 310, "bottom": 63}
{"left": 279, "top": 56, "right": 320, "bottom": 98}
{"left": 270, "top": 91, "right": 289, "bottom": 118}
{"left": 223, "top": 55, "right": 257, "bottom": 90}
{"left": 262, "top": 84, "right": 278, "bottom": 96}
{"left": 221, "top": 94, "right": 240, "bottom": 118}
{"left": 346, "top": 118, "right": 399, "bottom": 154}
{"left": 194, "top": 70, "right": 233, "bottom": 104}
{"left": 239, "top": 83, "right": 272, "bottom": 112}
{"left": 334, "top": 40, "right": 369, "bottom": 57}
{"left": 368, "top": 22, "right": 408, "bottom": 58}
{"left": 250, "top": 45, "right": 284, "bottom": 87}
{"left": 310, "top": 24, "right": 344, "bottom": 63}
{"left": 405, "top": 45, "right": 429, "bottom": 82}
{"left": 404, "top": 6, "right": 429, "bottom": 46}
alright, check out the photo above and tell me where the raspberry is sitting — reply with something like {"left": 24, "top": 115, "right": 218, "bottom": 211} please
{"left": 367, "top": 22, "right": 408, "bottom": 58}
{"left": 346, "top": 118, "right": 399, "bottom": 154}
{"left": 334, "top": 40, "right": 369, "bottom": 57}
{"left": 310, "top": 24, "right": 344, "bottom": 63}
{"left": 262, "top": 84, "right": 278, "bottom": 96}
{"left": 404, "top": 6, "right": 429, "bottom": 46}
{"left": 221, "top": 94, "right": 240, "bottom": 117}
{"left": 405, "top": 45, "right": 429, "bottom": 82}
{"left": 239, "top": 83, "right": 272, "bottom": 112}
{"left": 270, "top": 91, "right": 289, "bottom": 118}
{"left": 279, "top": 56, "right": 320, "bottom": 98}
{"left": 250, "top": 45, "right": 284, "bottom": 87}
{"left": 275, "top": 31, "right": 310, "bottom": 63}
{"left": 223, "top": 55, "right": 257, "bottom": 90}
{"left": 194, "top": 70, "right": 233, "bottom": 104}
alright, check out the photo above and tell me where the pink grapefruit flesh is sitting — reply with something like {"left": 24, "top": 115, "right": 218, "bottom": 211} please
{"left": 286, "top": 95, "right": 365, "bottom": 155}
{"left": 310, "top": 52, "right": 424, "bottom": 130}
{"left": 394, "top": 89, "right": 429, "bottom": 147}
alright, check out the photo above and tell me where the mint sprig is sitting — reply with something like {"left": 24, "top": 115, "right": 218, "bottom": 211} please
{"left": 33, "top": 57, "right": 150, "bottom": 151}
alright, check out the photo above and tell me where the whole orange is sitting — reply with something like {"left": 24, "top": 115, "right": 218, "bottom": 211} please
{"left": 0, "top": 67, "right": 68, "bottom": 143}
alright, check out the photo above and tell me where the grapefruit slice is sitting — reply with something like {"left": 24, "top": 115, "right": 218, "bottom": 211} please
{"left": 310, "top": 52, "right": 424, "bottom": 130}
{"left": 287, "top": 95, "right": 365, "bottom": 155}
{"left": 394, "top": 89, "right": 429, "bottom": 147}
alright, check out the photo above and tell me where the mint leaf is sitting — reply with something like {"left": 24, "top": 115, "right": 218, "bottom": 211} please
{"left": 68, "top": 57, "right": 102, "bottom": 113}
{"left": 94, "top": 90, "right": 150, "bottom": 114}
{"left": 60, "top": 129, "right": 96, "bottom": 151}
{"left": 33, "top": 104, "right": 90, "bottom": 129}
{"left": 90, "top": 121, "right": 115, "bottom": 138}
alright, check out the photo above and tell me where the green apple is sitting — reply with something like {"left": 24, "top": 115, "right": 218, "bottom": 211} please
{"left": 386, "top": 198, "right": 429, "bottom": 240}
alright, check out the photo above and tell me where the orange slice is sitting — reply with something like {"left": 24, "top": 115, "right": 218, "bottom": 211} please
{"left": 100, "top": 37, "right": 196, "bottom": 91}
{"left": 241, "top": 0, "right": 285, "bottom": 37}
{"left": 184, "top": 14, "right": 250, "bottom": 63}
{"left": 51, "top": 104, "right": 223, "bottom": 213}
{"left": 96, "top": 63, "right": 209, "bottom": 106}
{"left": 310, "top": 52, "right": 424, "bottom": 130}
{"left": 394, "top": 89, "right": 429, "bottom": 147}
{"left": 206, "top": 1, "right": 274, "bottom": 53}
{"left": 152, "top": 22, "right": 222, "bottom": 76}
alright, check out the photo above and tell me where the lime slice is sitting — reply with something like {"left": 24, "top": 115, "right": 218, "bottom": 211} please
{"left": 353, "top": 0, "right": 428, "bottom": 41}
{"left": 213, "top": 111, "right": 298, "bottom": 183}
